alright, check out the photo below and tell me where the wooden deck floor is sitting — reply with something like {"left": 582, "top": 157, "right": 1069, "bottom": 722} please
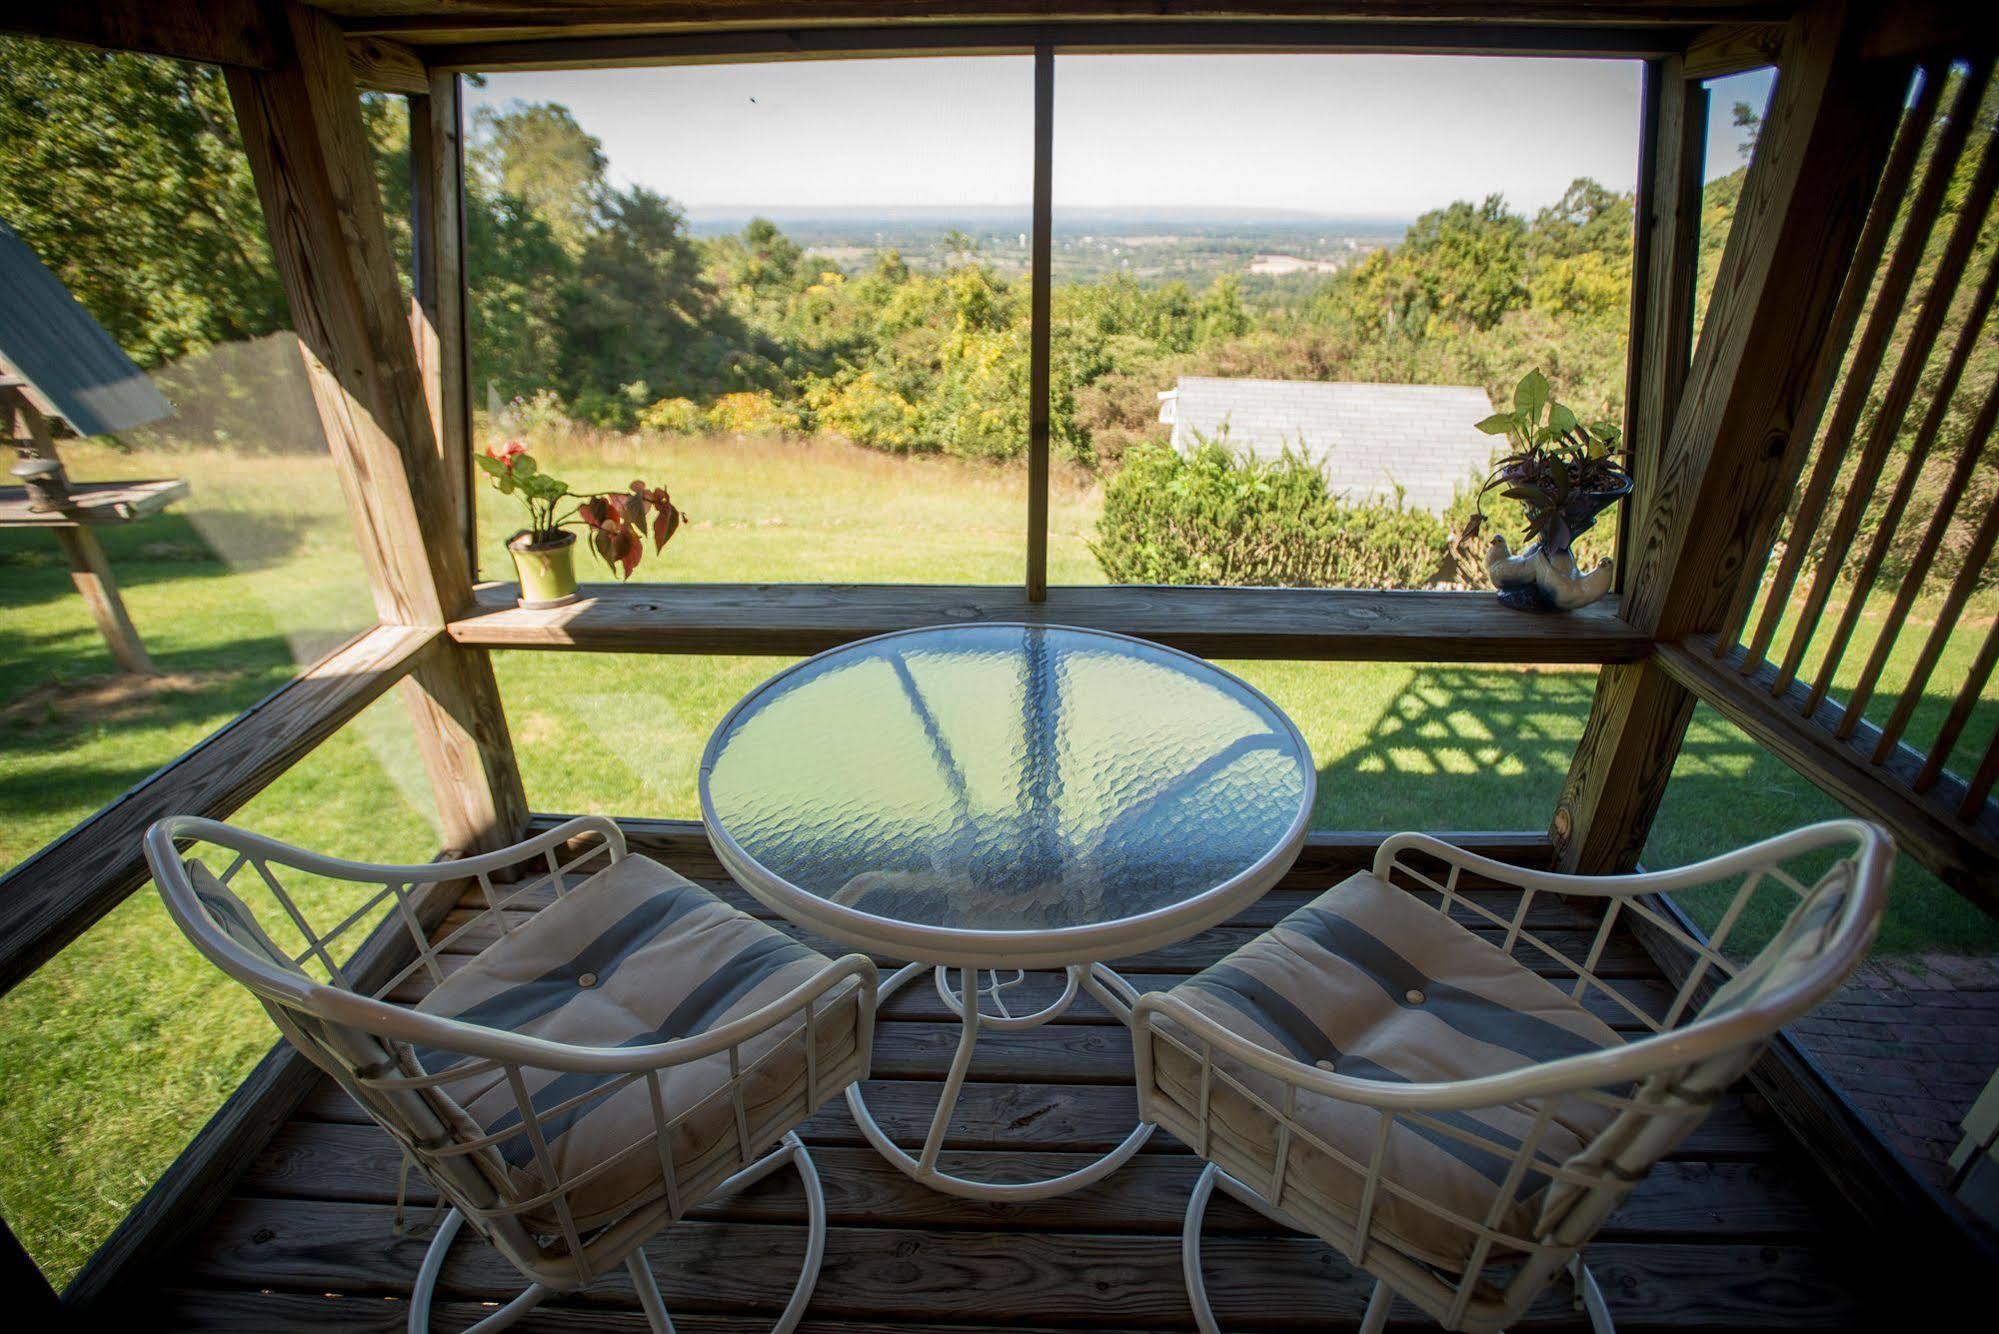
{"left": 150, "top": 828, "right": 1882, "bottom": 1331}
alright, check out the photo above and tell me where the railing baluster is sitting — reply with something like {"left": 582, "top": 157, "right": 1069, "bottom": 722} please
{"left": 1739, "top": 67, "right": 1950, "bottom": 673}
{"left": 1959, "top": 719, "right": 1999, "bottom": 820}
{"left": 1812, "top": 240, "right": 1999, "bottom": 720}
{"left": 1918, "top": 615, "right": 1999, "bottom": 794}
{"left": 1840, "top": 368, "right": 1999, "bottom": 740}
{"left": 1780, "top": 64, "right": 1998, "bottom": 699}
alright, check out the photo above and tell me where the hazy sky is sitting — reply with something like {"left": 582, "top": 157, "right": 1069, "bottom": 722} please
{"left": 470, "top": 56, "right": 1772, "bottom": 219}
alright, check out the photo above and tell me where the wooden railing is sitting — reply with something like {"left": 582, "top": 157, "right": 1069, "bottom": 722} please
{"left": 1703, "top": 54, "right": 1999, "bottom": 907}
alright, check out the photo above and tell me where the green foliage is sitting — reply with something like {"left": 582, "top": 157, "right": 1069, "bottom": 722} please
{"left": 1091, "top": 440, "right": 1448, "bottom": 588}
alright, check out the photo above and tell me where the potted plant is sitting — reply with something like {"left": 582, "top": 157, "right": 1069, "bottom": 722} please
{"left": 478, "top": 440, "right": 685, "bottom": 608}
{"left": 1461, "top": 369, "right": 1631, "bottom": 612}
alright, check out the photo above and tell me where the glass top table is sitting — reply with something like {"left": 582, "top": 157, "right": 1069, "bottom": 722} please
{"left": 700, "top": 622, "right": 1315, "bottom": 969}
{"left": 699, "top": 623, "right": 1315, "bottom": 1202}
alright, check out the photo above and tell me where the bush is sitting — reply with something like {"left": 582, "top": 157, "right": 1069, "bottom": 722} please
{"left": 1091, "top": 440, "right": 1450, "bottom": 589}
{"left": 637, "top": 396, "right": 703, "bottom": 435}
{"left": 705, "top": 390, "right": 792, "bottom": 435}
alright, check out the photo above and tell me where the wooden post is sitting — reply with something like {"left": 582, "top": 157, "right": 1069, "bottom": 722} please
{"left": 228, "top": 0, "right": 525, "bottom": 852}
{"left": 51, "top": 528, "right": 156, "bottom": 676}
{"left": 1025, "top": 42, "right": 1053, "bottom": 603}
{"left": 409, "top": 71, "right": 476, "bottom": 580}
{"left": 1554, "top": 0, "right": 1912, "bottom": 872}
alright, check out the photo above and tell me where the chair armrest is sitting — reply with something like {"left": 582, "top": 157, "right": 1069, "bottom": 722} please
{"left": 149, "top": 813, "right": 628, "bottom": 889}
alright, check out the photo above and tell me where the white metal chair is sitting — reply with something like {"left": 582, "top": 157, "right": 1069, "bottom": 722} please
{"left": 145, "top": 814, "right": 877, "bottom": 1334}
{"left": 1133, "top": 819, "right": 1893, "bottom": 1333}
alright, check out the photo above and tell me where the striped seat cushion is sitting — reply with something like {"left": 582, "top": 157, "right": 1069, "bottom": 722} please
{"left": 1148, "top": 871, "right": 1623, "bottom": 1272}
{"left": 414, "top": 854, "right": 864, "bottom": 1233}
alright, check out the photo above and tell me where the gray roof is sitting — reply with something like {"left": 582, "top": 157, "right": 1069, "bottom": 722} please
{"left": 0, "top": 220, "right": 171, "bottom": 437}
{"left": 1159, "top": 376, "right": 1496, "bottom": 513}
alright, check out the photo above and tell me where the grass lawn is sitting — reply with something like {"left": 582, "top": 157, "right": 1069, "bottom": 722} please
{"left": 1, "top": 424, "right": 1994, "bottom": 1286}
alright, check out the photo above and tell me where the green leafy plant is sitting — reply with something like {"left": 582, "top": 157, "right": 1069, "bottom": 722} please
{"left": 477, "top": 440, "right": 684, "bottom": 578}
{"left": 1462, "top": 369, "right": 1630, "bottom": 544}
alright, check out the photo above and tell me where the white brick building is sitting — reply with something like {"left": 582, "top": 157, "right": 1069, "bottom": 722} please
{"left": 1156, "top": 376, "right": 1497, "bottom": 514}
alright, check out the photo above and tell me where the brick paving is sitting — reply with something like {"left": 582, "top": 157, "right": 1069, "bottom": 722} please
{"left": 1787, "top": 953, "right": 1999, "bottom": 1196}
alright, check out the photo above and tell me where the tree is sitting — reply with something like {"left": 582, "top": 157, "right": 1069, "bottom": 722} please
{"left": 0, "top": 40, "right": 286, "bottom": 365}
{"left": 471, "top": 102, "right": 607, "bottom": 255}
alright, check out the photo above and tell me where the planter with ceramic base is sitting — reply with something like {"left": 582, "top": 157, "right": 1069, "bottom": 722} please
{"left": 509, "top": 530, "right": 580, "bottom": 609}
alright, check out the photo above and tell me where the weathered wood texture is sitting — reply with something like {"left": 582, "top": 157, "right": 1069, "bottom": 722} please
{"left": 231, "top": 2, "right": 527, "bottom": 853}
{"left": 228, "top": 0, "right": 469, "bottom": 628}
{"left": 1621, "top": 0, "right": 1911, "bottom": 643}
{"left": 409, "top": 72, "right": 476, "bottom": 576}
{"left": 1551, "top": 659, "right": 1698, "bottom": 874}
{"left": 0, "top": 624, "right": 433, "bottom": 998}
{"left": 1683, "top": 20, "right": 1785, "bottom": 77}
{"left": 1656, "top": 638, "right": 1999, "bottom": 913}
{"left": 136, "top": 813, "right": 1891, "bottom": 1331}
{"left": 0, "top": 478, "right": 190, "bottom": 527}
{"left": 1025, "top": 43, "right": 1052, "bottom": 603}
{"left": 0, "top": 0, "right": 275, "bottom": 68}
{"left": 449, "top": 581, "right": 1651, "bottom": 661}
{"left": 417, "top": 18, "right": 1691, "bottom": 71}
{"left": 64, "top": 866, "right": 468, "bottom": 1312}
{"left": 344, "top": 33, "right": 427, "bottom": 92}
{"left": 50, "top": 526, "right": 155, "bottom": 676}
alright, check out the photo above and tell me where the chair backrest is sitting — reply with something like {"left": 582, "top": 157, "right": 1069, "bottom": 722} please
{"left": 1359, "top": 819, "right": 1892, "bottom": 1329}
{"left": 145, "top": 814, "right": 872, "bottom": 1292}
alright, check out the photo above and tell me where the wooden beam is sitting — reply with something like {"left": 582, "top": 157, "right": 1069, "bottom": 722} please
{"left": 0, "top": 624, "right": 434, "bottom": 998}
{"left": 1551, "top": 659, "right": 1697, "bottom": 873}
{"left": 227, "top": 1, "right": 469, "bottom": 628}
{"left": 0, "top": 0, "right": 274, "bottom": 69}
{"left": 1684, "top": 21, "right": 1785, "bottom": 78}
{"left": 1026, "top": 43, "right": 1052, "bottom": 603}
{"left": 448, "top": 582, "right": 1653, "bottom": 662}
{"left": 63, "top": 860, "right": 469, "bottom": 1313}
{"left": 344, "top": 34, "right": 427, "bottom": 94}
{"left": 230, "top": 2, "right": 528, "bottom": 854}
{"left": 409, "top": 73, "right": 476, "bottom": 577}
{"left": 1656, "top": 638, "right": 1999, "bottom": 914}
{"left": 1623, "top": 0, "right": 1912, "bottom": 642}
{"left": 1556, "top": 0, "right": 1913, "bottom": 872}
{"left": 424, "top": 19, "right": 1687, "bottom": 72}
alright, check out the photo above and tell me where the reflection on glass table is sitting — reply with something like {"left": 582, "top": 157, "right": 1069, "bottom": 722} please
{"left": 702, "top": 623, "right": 1314, "bottom": 1199}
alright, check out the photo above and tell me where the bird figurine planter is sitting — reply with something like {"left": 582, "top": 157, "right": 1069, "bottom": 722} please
{"left": 1461, "top": 370, "right": 1631, "bottom": 614}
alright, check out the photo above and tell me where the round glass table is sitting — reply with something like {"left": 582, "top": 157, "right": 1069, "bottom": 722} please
{"left": 700, "top": 622, "right": 1314, "bottom": 1199}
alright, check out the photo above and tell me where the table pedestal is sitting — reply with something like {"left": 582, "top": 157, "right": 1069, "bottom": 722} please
{"left": 844, "top": 960, "right": 1155, "bottom": 1200}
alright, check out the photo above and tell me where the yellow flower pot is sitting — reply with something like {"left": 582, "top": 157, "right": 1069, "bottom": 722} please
{"left": 509, "top": 530, "right": 580, "bottom": 608}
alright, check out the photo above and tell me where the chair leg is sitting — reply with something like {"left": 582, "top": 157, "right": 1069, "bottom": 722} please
{"left": 1569, "top": 1254, "right": 1616, "bottom": 1334}
{"left": 627, "top": 1249, "right": 677, "bottom": 1334}
{"left": 407, "top": 1208, "right": 550, "bottom": 1334}
{"left": 1359, "top": 1277, "right": 1394, "bottom": 1334}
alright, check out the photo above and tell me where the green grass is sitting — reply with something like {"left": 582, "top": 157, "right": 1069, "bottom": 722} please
{"left": 1, "top": 425, "right": 1994, "bottom": 1287}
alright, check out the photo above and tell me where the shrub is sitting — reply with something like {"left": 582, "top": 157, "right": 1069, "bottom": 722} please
{"left": 1091, "top": 440, "right": 1450, "bottom": 589}
{"left": 705, "top": 390, "right": 792, "bottom": 435}
{"left": 637, "top": 396, "right": 703, "bottom": 435}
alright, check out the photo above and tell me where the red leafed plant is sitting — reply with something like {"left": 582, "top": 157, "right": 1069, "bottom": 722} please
{"left": 478, "top": 441, "right": 685, "bottom": 578}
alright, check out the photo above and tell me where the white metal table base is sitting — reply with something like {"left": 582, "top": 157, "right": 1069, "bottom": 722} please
{"left": 844, "top": 960, "right": 1156, "bottom": 1200}
{"left": 406, "top": 1132, "right": 827, "bottom": 1334}
{"left": 1181, "top": 1162, "right": 1616, "bottom": 1334}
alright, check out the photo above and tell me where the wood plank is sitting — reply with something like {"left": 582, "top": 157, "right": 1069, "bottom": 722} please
{"left": 449, "top": 581, "right": 1651, "bottom": 662}
{"left": 175, "top": 1194, "right": 1860, "bottom": 1327}
{"left": 1655, "top": 638, "right": 1999, "bottom": 912}
{"left": 398, "top": 643, "right": 530, "bottom": 852}
{"left": 295, "top": 1075, "right": 1778, "bottom": 1160}
{"left": 1551, "top": 659, "right": 1698, "bottom": 874}
{"left": 0, "top": 478, "right": 190, "bottom": 527}
{"left": 228, "top": 0, "right": 469, "bottom": 628}
{"left": 410, "top": 70, "right": 476, "bottom": 577}
{"left": 344, "top": 34, "right": 427, "bottom": 93}
{"left": 63, "top": 864, "right": 469, "bottom": 1313}
{"left": 1683, "top": 21, "right": 1785, "bottom": 77}
{"left": 0, "top": 0, "right": 274, "bottom": 68}
{"left": 421, "top": 18, "right": 1690, "bottom": 72}
{"left": 243, "top": 1125, "right": 1828, "bottom": 1240}
{"left": 0, "top": 623, "right": 433, "bottom": 997}
{"left": 1622, "top": 0, "right": 1913, "bottom": 642}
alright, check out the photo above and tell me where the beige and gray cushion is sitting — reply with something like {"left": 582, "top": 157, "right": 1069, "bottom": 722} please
{"left": 409, "top": 854, "right": 864, "bottom": 1232}
{"left": 1148, "top": 871, "right": 1624, "bottom": 1272}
